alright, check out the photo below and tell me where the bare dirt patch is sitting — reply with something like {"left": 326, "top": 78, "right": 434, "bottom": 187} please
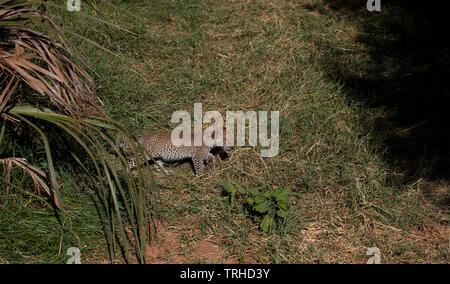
{"left": 146, "top": 221, "right": 239, "bottom": 264}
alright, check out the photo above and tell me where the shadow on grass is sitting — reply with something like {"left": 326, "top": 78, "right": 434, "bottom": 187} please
{"left": 314, "top": 1, "right": 449, "bottom": 183}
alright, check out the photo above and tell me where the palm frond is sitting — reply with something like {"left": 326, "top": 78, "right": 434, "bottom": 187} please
{"left": 0, "top": 2, "right": 155, "bottom": 263}
{"left": 7, "top": 105, "right": 151, "bottom": 263}
{"left": 0, "top": 156, "right": 62, "bottom": 209}
{"left": 0, "top": 2, "right": 101, "bottom": 117}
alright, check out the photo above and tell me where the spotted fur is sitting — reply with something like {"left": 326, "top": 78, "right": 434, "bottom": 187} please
{"left": 120, "top": 130, "right": 233, "bottom": 176}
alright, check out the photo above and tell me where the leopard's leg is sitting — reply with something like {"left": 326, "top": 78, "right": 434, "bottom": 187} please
{"left": 154, "top": 159, "right": 169, "bottom": 174}
{"left": 192, "top": 154, "right": 205, "bottom": 176}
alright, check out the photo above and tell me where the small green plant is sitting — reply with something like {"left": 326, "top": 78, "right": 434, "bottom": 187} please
{"left": 247, "top": 187, "right": 291, "bottom": 233}
{"left": 222, "top": 183, "right": 291, "bottom": 233}
{"left": 222, "top": 182, "right": 246, "bottom": 206}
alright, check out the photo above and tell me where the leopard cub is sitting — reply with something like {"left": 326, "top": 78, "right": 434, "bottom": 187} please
{"left": 120, "top": 129, "right": 233, "bottom": 176}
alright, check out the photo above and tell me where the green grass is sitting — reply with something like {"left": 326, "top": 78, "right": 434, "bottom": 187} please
{"left": 0, "top": 164, "right": 108, "bottom": 263}
{"left": 1, "top": 0, "right": 448, "bottom": 263}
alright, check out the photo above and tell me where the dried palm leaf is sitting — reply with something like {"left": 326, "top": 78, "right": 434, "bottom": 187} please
{"left": 0, "top": 2, "right": 102, "bottom": 117}
{"left": 0, "top": 1, "right": 154, "bottom": 263}
{"left": 0, "top": 156, "right": 62, "bottom": 209}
